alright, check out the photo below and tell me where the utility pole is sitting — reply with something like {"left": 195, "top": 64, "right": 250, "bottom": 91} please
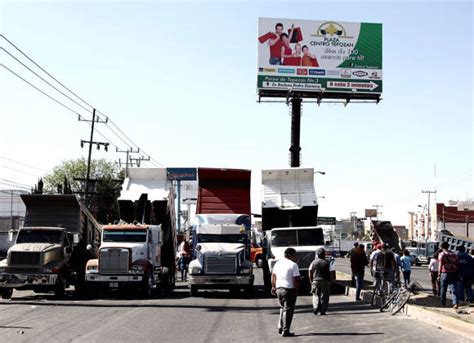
{"left": 466, "top": 215, "right": 470, "bottom": 238}
{"left": 116, "top": 147, "right": 140, "bottom": 177}
{"left": 350, "top": 211, "right": 357, "bottom": 237}
{"left": 422, "top": 190, "right": 437, "bottom": 241}
{"left": 79, "top": 109, "right": 109, "bottom": 202}
{"left": 372, "top": 204, "right": 383, "bottom": 220}
{"left": 129, "top": 155, "right": 151, "bottom": 168}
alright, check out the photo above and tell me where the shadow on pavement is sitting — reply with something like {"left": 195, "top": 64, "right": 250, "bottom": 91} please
{"left": 297, "top": 331, "right": 383, "bottom": 337}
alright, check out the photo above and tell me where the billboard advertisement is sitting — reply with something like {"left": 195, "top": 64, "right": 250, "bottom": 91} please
{"left": 365, "top": 209, "right": 378, "bottom": 218}
{"left": 257, "top": 18, "right": 382, "bottom": 98}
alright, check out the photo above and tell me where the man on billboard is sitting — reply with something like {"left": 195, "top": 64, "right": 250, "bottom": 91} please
{"left": 259, "top": 23, "right": 295, "bottom": 65}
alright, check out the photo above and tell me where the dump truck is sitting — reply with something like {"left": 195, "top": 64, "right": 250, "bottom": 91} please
{"left": 261, "top": 168, "right": 324, "bottom": 291}
{"left": 188, "top": 168, "right": 254, "bottom": 296}
{"left": 85, "top": 168, "right": 177, "bottom": 296}
{"left": 0, "top": 194, "right": 100, "bottom": 299}
{"left": 371, "top": 220, "right": 405, "bottom": 254}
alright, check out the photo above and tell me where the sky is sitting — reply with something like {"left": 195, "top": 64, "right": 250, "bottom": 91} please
{"left": 0, "top": 0, "right": 472, "bottom": 226}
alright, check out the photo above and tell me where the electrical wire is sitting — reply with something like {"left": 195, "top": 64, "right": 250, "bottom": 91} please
{"left": 0, "top": 155, "right": 47, "bottom": 172}
{"left": 1, "top": 34, "right": 165, "bottom": 167}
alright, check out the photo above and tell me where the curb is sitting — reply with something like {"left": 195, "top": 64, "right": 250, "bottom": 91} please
{"left": 336, "top": 277, "right": 474, "bottom": 341}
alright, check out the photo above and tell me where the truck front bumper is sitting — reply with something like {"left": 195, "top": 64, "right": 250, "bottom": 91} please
{"left": 0, "top": 272, "right": 58, "bottom": 288}
{"left": 85, "top": 273, "right": 143, "bottom": 288}
{"left": 188, "top": 274, "right": 254, "bottom": 288}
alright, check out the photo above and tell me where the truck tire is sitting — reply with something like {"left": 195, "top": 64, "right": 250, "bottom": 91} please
{"left": 140, "top": 276, "right": 153, "bottom": 298}
{"left": 190, "top": 285, "right": 198, "bottom": 297}
{"left": 0, "top": 288, "right": 13, "bottom": 300}
{"left": 54, "top": 276, "right": 66, "bottom": 298}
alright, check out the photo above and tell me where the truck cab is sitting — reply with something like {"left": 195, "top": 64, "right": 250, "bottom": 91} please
{"left": 267, "top": 226, "right": 325, "bottom": 279}
{"left": 85, "top": 224, "right": 162, "bottom": 297}
{"left": 188, "top": 214, "right": 254, "bottom": 296}
{"left": 0, "top": 195, "right": 99, "bottom": 299}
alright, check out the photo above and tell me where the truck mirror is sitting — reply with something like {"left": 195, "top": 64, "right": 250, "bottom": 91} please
{"left": 7, "top": 230, "right": 14, "bottom": 242}
{"left": 73, "top": 234, "right": 80, "bottom": 244}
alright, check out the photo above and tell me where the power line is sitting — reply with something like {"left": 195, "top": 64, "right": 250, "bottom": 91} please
{"left": 1, "top": 34, "right": 165, "bottom": 167}
{"left": 0, "top": 47, "right": 92, "bottom": 116}
{"left": 0, "top": 63, "right": 85, "bottom": 119}
{"left": 0, "top": 155, "right": 47, "bottom": 172}
{"left": 0, "top": 165, "right": 42, "bottom": 177}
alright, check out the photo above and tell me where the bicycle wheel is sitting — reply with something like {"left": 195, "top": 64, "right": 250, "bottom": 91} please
{"left": 371, "top": 279, "right": 380, "bottom": 307}
{"left": 391, "top": 289, "right": 410, "bottom": 315}
{"left": 380, "top": 288, "right": 399, "bottom": 312}
{"left": 379, "top": 281, "right": 390, "bottom": 309}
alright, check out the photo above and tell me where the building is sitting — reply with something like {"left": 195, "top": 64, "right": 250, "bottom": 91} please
{"left": 409, "top": 201, "right": 474, "bottom": 242}
{"left": 0, "top": 189, "right": 27, "bottom": 251}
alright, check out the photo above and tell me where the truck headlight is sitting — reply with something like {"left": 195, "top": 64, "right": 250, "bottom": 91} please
{"left": 86, "top": 265, "right": 98, "bottom": 273}
{"left": 190, "top": 267, "right": 201, "bottom": 274}
{"left": 131, "top": 265, "right": 144, "bottom": 274}
{"left": 240, "top": 268, "right": 252, "bottom": 275}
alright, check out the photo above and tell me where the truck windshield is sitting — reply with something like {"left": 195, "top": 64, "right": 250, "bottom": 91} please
{"left": 271, "top": 229, "right": 324, "bottom": 247}
{"left": 16, "top": 229, "right": 62, "bottom": 244}
{"left": 198, "top": 234, "right": 246, "bottom": 244}
{"left": 103, "top": 230, "right": 147, "bottom": 243}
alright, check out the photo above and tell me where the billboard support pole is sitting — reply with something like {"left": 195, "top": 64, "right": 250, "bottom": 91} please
{"left": 289, "top": 97, "right": 302, "bottom": 167}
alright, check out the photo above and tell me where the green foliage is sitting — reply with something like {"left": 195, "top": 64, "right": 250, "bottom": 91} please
{"left": 43, "top": 158, "right": 124, "bottom": 223}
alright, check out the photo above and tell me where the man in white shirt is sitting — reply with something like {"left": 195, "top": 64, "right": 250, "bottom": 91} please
{"left": 271, "top": 247, "right": 300, "bottom": 337}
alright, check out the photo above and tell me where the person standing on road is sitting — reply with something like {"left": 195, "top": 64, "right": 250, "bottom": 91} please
{"left": 309, "top": 248, "right": 334, "bottom": 315}
{"left": 350, "top": 243, "right": 368, "bottom": 301}
{"left": 428, "top": 251, "right": 440, "bottom": 296}
{"left": 271, "top": 247, "right": 300, "bottom": 337}
{"left": 438, "top": 241, "right": 459, "bottom": 309}
{"left": 400, "top": 249, "right": 412, "bottom": 287}
{"left": 455, "top": 245, "right": 473, "bottom": 303}
{"left": 348, "top": 242, "right": 359, "bottom": 287}
{"left": 369, "top": 244, "right": 382, "bottom": 280}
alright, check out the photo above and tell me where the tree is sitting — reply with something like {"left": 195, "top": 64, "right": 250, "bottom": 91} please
{"left": 43, "top": 158, "right": 124, "bottom": 223}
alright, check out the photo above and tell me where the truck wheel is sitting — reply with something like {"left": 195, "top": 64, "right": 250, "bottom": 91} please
{"left": 256, "top": 257, "right": 263, "bottom": 268}
{"left": 0, "top": 288, "right": 13, "bottom": 300}
{"left": 54, "top": 276, "right": 65, "bottom": 298}
{"left": 190, "top": 285, "right": 198, "bottom": 297}
{"left": 140, "top": 276, "right": 153, "bottom": 298}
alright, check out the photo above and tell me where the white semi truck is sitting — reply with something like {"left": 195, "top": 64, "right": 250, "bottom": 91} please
{"left": 85, "top": 168, "right": 177, "bottom": 297}
{"left": 261, "top": 168, "right": 323, "bottom": 290}
{"left": 188, "top": 168, "right": 254, "bottom": 296}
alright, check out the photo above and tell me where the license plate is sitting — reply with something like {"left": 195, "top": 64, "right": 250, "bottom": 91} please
{"left": 109, "top": 282, "right": 119, "bottom": 288}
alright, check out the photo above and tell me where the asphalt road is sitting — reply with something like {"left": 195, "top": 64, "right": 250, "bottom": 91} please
{"left": 0, "top": 269, "right": 469, "bottom": 342}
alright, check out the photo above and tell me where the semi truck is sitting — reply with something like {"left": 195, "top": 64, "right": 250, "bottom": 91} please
{"left": 85, "top": 168, "right": 177, "bottom": 297}
{"left": 0, "top": 194, "right": 100, "bottom": 299}
{"left": 188, "top": 168, "right": 254, "bottom": 296}
{"left": 261, "top": 168, "right": 324, "bottom": 290}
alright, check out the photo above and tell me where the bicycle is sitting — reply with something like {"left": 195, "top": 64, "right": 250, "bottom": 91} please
{"left": 371, "top": 269, "right": 393, "bottom": 308}
{"left": 380, "top": 280, "right": 422, "bottom": 315}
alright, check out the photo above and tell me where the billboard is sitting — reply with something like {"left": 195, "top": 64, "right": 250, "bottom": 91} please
{"left": 365, "top": 209, "right": 378, "bottom": 218}
{"left": 167, "top": 168, "right": 197, "bottom": 181}
{"left": 257, "top": 18, "right": 382, "bottom": 100}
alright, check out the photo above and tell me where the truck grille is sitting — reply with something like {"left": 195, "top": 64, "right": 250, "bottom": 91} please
{"left": 296, "top": 251, "right": 315, "bottom": 269}
{"left": 99, "top": 248, "right": 129, "bottom": 274}
{"left": 204, "top": 254, "right": 237, "bottom": 274}
{"left": 10, "top": 252, "right": 41, "bottom": 266}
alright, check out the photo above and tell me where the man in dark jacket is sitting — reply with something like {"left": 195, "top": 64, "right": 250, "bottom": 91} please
{"left": 351, "top": 244, "right": 369, "bottom": 301}
{"left": 456, "top": 245, "right": 473, "bottom": 303}
{"left": 308, "top": 248, "right": 334, "bottom": 315}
